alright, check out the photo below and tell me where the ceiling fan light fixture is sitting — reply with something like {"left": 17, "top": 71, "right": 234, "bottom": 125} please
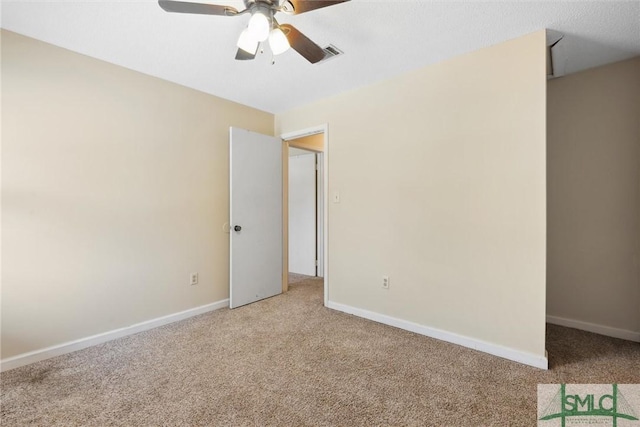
{"left": 237, "top": 29, "right": 258, "bottom": 54}
{"left": 158, "top": 0, "right": 351, "bottom": 64}
{"left": 269, "top": 28, "right": 290, "bottom": 55}
{"left": 247, "top": 10, "right": 270, "bottom": 42}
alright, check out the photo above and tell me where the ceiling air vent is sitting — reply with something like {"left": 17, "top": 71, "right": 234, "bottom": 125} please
{"left": 319, "top": 44, "right": 344, "bottom": 63}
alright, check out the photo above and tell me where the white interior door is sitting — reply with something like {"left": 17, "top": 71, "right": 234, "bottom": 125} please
{"left": 289, "top": 152, "right": 316, "bottom": 276}
{"left": 230, "top": 127, "right": 282, "bottom": 309}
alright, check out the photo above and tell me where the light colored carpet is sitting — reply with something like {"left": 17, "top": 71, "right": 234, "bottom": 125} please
{"left": 287, "top": 272, "right": 315, "bottom": 285}
{"left": 1, "top": 275, "right": 639, "bottom": 426}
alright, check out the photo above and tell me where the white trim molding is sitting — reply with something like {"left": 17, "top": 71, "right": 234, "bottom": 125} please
{"left": 327, "top": 300, "right": 549, "bottom": 370}
{"left": 546, "top": 315, "right": 640, "bottom": 343}
{"left": 281, "top": 125, "right": 326, "bottom": 141}
{"left": 1, "top": 299, "right": 229, "bottom": 372}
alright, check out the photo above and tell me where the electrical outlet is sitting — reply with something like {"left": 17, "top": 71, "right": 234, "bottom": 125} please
{"left": 382, "top": 276, "right": 390, "bottom": 289}
{"left": 190, "top": 272, "right": 199, "bottom": 286}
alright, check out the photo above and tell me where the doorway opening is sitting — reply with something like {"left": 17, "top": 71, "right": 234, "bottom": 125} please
{"left": 288, "top": 147, "right": 320, "bottom": 277}
{"left": 282, "top": 125, "right": 328, "bottom": 306}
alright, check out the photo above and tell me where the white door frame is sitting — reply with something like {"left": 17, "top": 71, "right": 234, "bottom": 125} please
{"left": 281, "top": 124, "right": 329, "bottom": 306}
{"left": 315, "top": 152, "right": 324, "bottom": 278}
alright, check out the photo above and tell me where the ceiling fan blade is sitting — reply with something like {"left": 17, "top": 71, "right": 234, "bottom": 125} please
{"left": 235, "top": 48, "right": 256, "bottom": 60}
{"left": 158, "top": 0, "right": 239, "bottom": 16}
{"left": 284, "top": 0, "right": 349, "bottom": 15}
{"left": 280, "top": 24, "right": 326, "bottom": 64}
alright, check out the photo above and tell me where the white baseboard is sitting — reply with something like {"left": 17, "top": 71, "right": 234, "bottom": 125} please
{"left": 546, "top": 315, "right": 640, "bottom": 342}
{"left": 326, "top": 301, "right": 549, "bottom": 370}
{"left": 0, "top": 299, "right": 229, "bottom": 372}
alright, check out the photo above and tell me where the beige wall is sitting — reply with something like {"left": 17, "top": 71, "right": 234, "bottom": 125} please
{"left": 547, "top": 57, "right": 640, "bottom": 334}
{"left": 1, "top": 31, "right": 273, "bottom": 359}
{"left": 288, "top": 134, "right": 324, "bottom": 152}
{"left": 276, "top": 31, "right": 548, "bottom": 358}
{"left": 1, "top": 29, "right": 550, "bottom": 362}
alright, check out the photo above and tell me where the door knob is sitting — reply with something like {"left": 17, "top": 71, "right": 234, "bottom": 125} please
{"left": 234, "top": 225, "right": 242, "bottom": 232}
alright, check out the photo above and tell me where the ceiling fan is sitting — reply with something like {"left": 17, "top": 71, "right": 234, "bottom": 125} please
{"left": 158, "top": 0, "right": 350, "bottom": 63}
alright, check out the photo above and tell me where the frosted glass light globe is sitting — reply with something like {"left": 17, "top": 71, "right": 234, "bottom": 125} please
{"left": 269, "top": 28, "right": 290, "bottom": 55}
{"left": 248, "top": 12, "right": 270, "bottom": 42}
{"left": 237, "top": 29, "right": 258, "bottom": 54}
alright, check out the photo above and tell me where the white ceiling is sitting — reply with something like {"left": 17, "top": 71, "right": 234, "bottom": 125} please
{"left": 2, "top": 1, "right": 639, "bottom": 113}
